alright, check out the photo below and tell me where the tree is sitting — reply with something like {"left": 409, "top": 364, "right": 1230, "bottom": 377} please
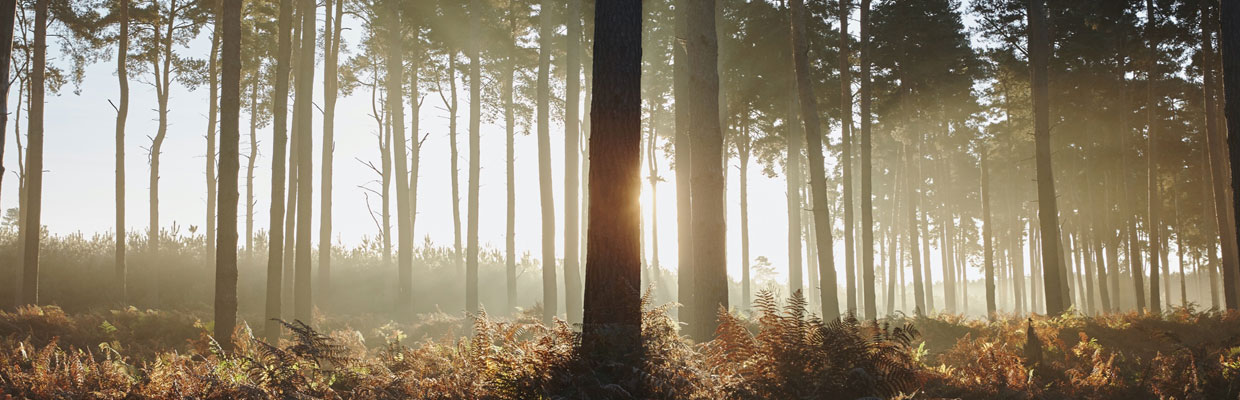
{"left": 1144, "top": 0, "right": 1162, "bottom": 314}
{"left": 265, "top": 0, "right": 293, "bottom": 343}
{"left": 1027, "top": 0, "right": 1065, "bottom": 316}
{"left": 536, "top": 0, "right": 557, "bottom": 324}
{"left": 113, "top": 0, "right": 129, "bottom": 301}
{"left": 319, "top": 0, "right": 343, "bottom": 308}
{"left": 213, "top": 0, "right": 241, "bottom": 353}
{"left": 687, "top": 0, "right": 727, "bottom": 340}
{"left": 791, "top": 0, "right": 839, "bottom": 321}
{"left": 563, "top": 0, "right": 584, "bottom": 325}
{"left": 673, "top": 0, "right": 693, "bottom": 326}
{"left": 134, "top": 0, "right": 208, "bottom": 252}
{"left": 1201, "top": 0, "right": 1238, "bottom": 310}
{"left": 839, "top": 0, "right": 855, "bottom": 315}
{"left": 466, "top": 0, "right": 480, "bottom": 316}
{"left": 1224, "top": 0, "right": 1240, "bottom": 298}
{"left": 859, "top": 0, "right": 875, "bottom": 320}
{"left": 0, "top": 0, "right": 14, "bottom": 243}
{"left": 982, "top": 152, "right": 996, "bottom": 318}
{"left": 17, "top": 0, "right": 45, "bottom": 306}
{"left": 581, "top": 0, "right": 642, "bottom": 358}
{"left": 292, "top": 0, "right": 316, "bottom": 324}
{"left": 382, "top": 0, "right": 412, "bottom": 320}
{"left": 205, "top": 1, "right": 220, "bottom": 270}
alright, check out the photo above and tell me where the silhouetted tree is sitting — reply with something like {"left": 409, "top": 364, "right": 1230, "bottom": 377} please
{"left": 213, "top": 0, "right": 240, "bottom": 353}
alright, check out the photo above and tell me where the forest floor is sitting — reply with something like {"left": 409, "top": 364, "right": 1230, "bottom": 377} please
{"left": 1, "top": 294, "right": 1238, "bottom": 399}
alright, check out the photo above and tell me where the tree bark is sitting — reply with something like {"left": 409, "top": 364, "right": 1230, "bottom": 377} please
{"left": 384, "top": 1, "right": 413, "bottom": 320}
{"left": 791, "top": 0, "right": 839, "bottom": 320}
{"left": 293, "top": 0, "right": 316, "bottom": 324}
{"left": 206, "top": 9, "right": 220, "bottom": 270}
{"left": 1145, "top": 0, "right": 1163, "bottom": 314}
{"left": 214, "top": 0, "right": 241, "bottom": 352}
{"left": 537, "top": 0, "right": 558, "bottom": 323}
{"left": 319, "top": 0, "right": 342, "bottom": 308}
{"left": 1221, "top": 0, "right": 1240, "bottom": 306}
{"left": 688, "top": 0, "right": 729, "bottom": 339}
{"left": 18, "top": 0, "right": 45, "bottom": 306}
{"left": 859, "top": 0, "right": 876, "bottom": 319}
{"left": 673, "top": 0, "right": 694, "bottom": 326}
{"left": 982, "top": 154, "right": 996, "bottom": 318}
{"left": 563, "top": 0, "right": 583, "bottom": 324}
{"left": 1027, "top": 0, "right": 1065, "bottom": 316}
{"left": 114, "top": 0, "right": 128, "bottom": 301}
{"left": 466, "top": 0, "right": 482, "bottom": 316}
{"left": 504, "top": 3, "right": 518, "bottom": 312}
{"left": 906, "top": 146, "right": 925, "bottom": 315}
{"left": 1203, "top": 0, "right": 1239, "bottom": 309}
{"left": 839, "top": 0, "right": 856, "bottom": 315}
{"left": 265, "top": 0, "right": 293, "bottom": 343}
{"left": 581, "top": 0, "right": 642, "bottom": 360}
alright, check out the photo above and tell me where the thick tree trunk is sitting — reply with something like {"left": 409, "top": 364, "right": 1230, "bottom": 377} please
{"left": 581, "top": 0, "right": 642, "bottom": 359}
{"left": 18, "top": 0, "right": 46, "bottom": 306}
{"left": 563, "top": 0, "right": 583, "bottom": 324}
{"left": 791, "top": 0, "right": 839, "bottom": 320}
{"left": 265, "top": 0, "right": 293, "bottom": 343}
{"left": 214, "top": 0, "right": 241, "bottom": 352}
{"left": 1202, "top": 0, "right": 1238, "bottom": 309}
{"left": 858, "top": 0, "right": 875, "bottom": 319}
{"left": 114, "top": 0, "right": 128, "bottom": 301}
{"left": 1027, "top": 0, "right": 1065, "bottom": 315}
{"left": 1221, "top": 0, "right": 1240, "bottom": 305}
{"left": 466, "top": 0, "right": 482, "bottom": 316}
{"left": 687, "top": 0, "right": 728, "bottom": 339}
{"left": 537, "top": 0, "right": 558, "bottom": 323}
{"left": 293, "top": 0, "right": 316, "bottom": 324}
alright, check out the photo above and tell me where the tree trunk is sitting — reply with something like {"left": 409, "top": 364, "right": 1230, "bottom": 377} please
{"left": 791, "top": 0, "right": 839, "bottom": 321}
{"left": 320, "top": 0, "right": 342, "bottom": 308}
{"left": 1027, "top": 0, "right": 1065, "bottom": 315}
{"left": 265, "top": 0, "right": 293, "bottom": 343}
{"left": 839, "top": 0, "right": 856, "bottom": 315}
{"left": 906, "top": 146, "right": 925, "bottom": 315}
{"left": 537, "top": 0, "right": 558, "bottom": 323}
{"left": 981, "top": 154, "right": 996, "bottom": 318}
{"left": 563, "top": 0, "right": 583, "bottom": 324}
{"left": 384, "top": 0, "right": 413, "bottom": 320}
{"left": 149, "top": 5, "right": 176, "bottom": 254}
{"left": 858, "top": 0, "right": 875, "bottom": 319}
{"left": 114, "top": 0, "right": 128, "bottom": 301}
{"left": 214, "top": 0, "right": 241, "bottom": 351}
{"left": 447, "top": 53, "right": 462, "bottom": 275}
{"left": 1202, "top": 0, "right": 1238, "bottom": 309}
{"left": 1144, "top": 0, "right": 1163, "bottom": 314}
{"left": 246, "top": 79, "right": 257, "bottom": 257}
{"left": 688, "top": 0, "right": 728, "bottom": 339}
{"left": 206, "top": 11, "right": 220, "bottom": 270}
{"left": 1221, "top": 0, "right": 1240, "bottom": 306}
{"left": 505, "top": 5, "right": 517, "bottom": 312}
{"left": 293, "top": 0, "right": 316, "bottom": 324}
{"left": 18, "top": 0, "right": 45, "bottom": 306}
{"left": 738, "top": 113, "right": 751, "bottom": 311}
{"left": 581, "top": 0, "right": 642, "bottom": 359}
{"left": 673, "top": 0, "right": 694, "bottom": 327}
{"left": 466, "top": 0, "right": 482, "bottom": 317}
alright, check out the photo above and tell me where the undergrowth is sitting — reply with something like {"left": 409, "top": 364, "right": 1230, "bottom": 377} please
{"left": 2, "top": 295, "right": 1240, "bottom": 399}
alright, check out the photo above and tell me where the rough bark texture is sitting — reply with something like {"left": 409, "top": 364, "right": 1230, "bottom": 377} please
{"left": 791, "top": 0, "right": 840, "bottom": 321}
{"left": 214, "top": 0, "right": 241, "bottom": 352}
{"left": 688, "top": 0, "right": 729, "bottom": 339}
{"left": 264, "top": 0, "right": 293, "bottom": 344}
{"left": 1223, "top": 0, "right": 1240, "bottom": 306}
{"left": 581, "top": 0, "right": 643, "bottom": 360}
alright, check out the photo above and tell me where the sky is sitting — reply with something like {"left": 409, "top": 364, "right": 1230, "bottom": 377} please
{"left": 0, "top": 4, "right": 1005, "bottom": 289}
